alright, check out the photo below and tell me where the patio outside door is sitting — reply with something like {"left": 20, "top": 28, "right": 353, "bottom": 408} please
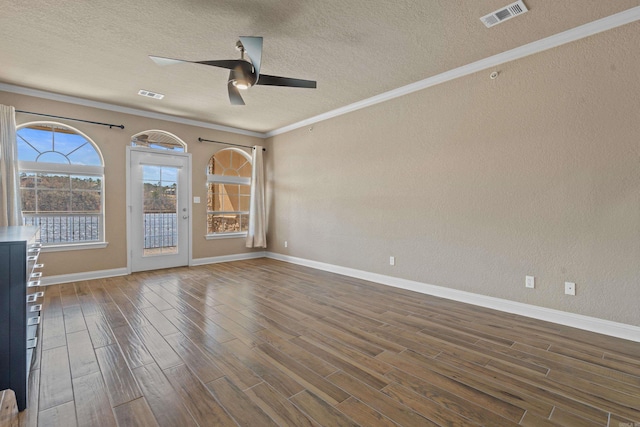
{"left": 129, "top": 148, "right": 190, "bottom": 272}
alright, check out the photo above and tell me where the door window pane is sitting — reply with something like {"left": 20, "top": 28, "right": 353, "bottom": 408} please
{"left": 142, "top": 165, "right": 178, "bottom": 256}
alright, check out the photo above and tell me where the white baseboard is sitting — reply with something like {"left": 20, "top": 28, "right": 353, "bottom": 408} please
{"left": 41, "top": 251, "right": 265, "bottom": 284}
{"left": 191, "top": 251, "right": 267, "bottom": 266}
{"left": 40, "top": 251, "right": 265, "bottom": 285}
{"left": 41, "top": 267, "right": 129, "bottom": 286}
{"left": 38, "top": 251, "right": 639, "bottom": 342}
{"left": 265, "top": 252, "right": 640, "bottom": 343}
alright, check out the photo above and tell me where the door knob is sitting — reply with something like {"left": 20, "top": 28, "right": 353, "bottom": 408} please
{"left": 182, "top": 215, "right": 189, "bottom": 219}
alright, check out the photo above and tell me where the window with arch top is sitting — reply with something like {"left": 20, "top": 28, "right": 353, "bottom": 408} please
{"left": 207, "top": 148, "right": 252, "bottom": 237}
{"left": 130, "top": 130, "right": 186, "bottom": 152}
{"left": 17, "top": 122, "right": 105, "bottom": 248}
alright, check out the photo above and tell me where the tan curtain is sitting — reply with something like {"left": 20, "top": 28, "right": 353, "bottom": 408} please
{"left": 0, "top": 104, "right": 22, "bottom": 226}
{"left": 246, "top": 146, "right": 266, "bottom": 248}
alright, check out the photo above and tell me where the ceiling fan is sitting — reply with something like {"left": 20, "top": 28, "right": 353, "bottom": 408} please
{"left": 149, "top": 36, "right": 316, "bottom": 105}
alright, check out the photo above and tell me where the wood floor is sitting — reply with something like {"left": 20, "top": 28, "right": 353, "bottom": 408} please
{"left": 19, "top": 258, "right": 640, "bottom": 426}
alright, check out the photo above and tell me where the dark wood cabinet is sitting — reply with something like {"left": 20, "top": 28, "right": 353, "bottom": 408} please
{"left": 0, "top": 226, "right": 43, "bottom": 411}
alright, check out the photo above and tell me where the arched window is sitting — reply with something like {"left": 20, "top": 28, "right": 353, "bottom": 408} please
{"left": 131, "top": 130, "right": 186, "bottom": 152}
{"left": 206, "top": 148, "right": 251, "bottom": 236}
{"left": 17, "top": 122, "right": 105, "bottom": 247}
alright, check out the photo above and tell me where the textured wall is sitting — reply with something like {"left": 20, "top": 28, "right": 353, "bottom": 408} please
{"left": 0, "top": 91, "right": 263, "bottom": 276}
{"left": 266, "top": 22, "right": 640, "bottom": 326}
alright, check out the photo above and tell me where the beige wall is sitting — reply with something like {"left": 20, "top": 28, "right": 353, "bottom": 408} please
{"left": 266, "top": 22, "right": 640, "bottom": 326}
{"left": 0, "top": 91, "right": 263, "bottom": 276}
{"left": 2, "top": 21, "right": 638, "bottom": 326}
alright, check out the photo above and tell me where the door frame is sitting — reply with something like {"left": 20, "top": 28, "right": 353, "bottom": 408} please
{"left": 126, "top": 146, "right": 192, "bottom": 274}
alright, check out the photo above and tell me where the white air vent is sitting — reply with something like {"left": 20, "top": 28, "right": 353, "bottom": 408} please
{"left": 480, "top": 0, "right": 528, "bottom": 28}
{"left": 138, "top": 89, "right": 164, "bottom": 100}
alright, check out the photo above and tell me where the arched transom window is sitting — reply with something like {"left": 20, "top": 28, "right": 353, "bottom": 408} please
{"left": 17, "top": 122, "right": 105, "bottom": 246}
{"left": 131, "top": 130, "right": 186, "bottom": 152}
{"left": 206, "top": 148, "right": 252, "bottom": 236}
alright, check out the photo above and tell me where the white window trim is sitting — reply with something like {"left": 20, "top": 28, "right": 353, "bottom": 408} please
{"left": 17, "top": 121, "right": 106, "bottom": 247}
{"left": 131, "top": 129, "right": 188, "bottom": 152}
{"left": 206, "top": 148, "right": 252, "bottom": 237}
{"left": 206, "top": 174, "right": 251, "bottom": 185}
{"left": 19, "top": 161, "right": 104, "bottom": 176}
{"left": 20, "top": 173, "right": 106, "bottom": 245}
{"left": 205, "top": 232, "right": 248, "bottom": 240}
{"left": 41, "top": 241, "right": 109, "bottom": 252}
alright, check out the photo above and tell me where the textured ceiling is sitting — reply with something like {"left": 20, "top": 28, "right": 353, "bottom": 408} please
{"left": 1, "top": 0, "right": 639, "bottom": 133}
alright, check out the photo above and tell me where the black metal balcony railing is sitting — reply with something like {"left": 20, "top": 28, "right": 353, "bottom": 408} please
{"left": 23, "top": 213, "right": 178, "bottom": 248}
{"left": 143, "top": 212, "right": 177, "bottom": 249}
{"left": 23, "top": 213, "right": 101, "bottom": 244}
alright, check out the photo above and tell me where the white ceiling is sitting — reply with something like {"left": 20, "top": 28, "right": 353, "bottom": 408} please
{"left": 1, "top": 0, "right": 639, "bottom": 134}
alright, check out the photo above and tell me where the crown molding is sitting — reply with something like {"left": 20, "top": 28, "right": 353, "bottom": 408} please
{"left": 266, "top": 5, "right": 640, "bottom": 137}
{"left": 0, "top": 82, "right": 266, "bottom": 138}
{"left": 2, "top": 6, "right": 639, "bottom": 140}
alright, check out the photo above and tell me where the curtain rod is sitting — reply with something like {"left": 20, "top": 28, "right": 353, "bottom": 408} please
{"left": 15, "top": 110, "right": 125, "bottom": 129}
{"left": 198, "top": 137, "right": 266, "bottom": 151}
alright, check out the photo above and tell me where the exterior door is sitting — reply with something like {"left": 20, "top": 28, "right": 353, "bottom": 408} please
{"left": 129, "top": 148, "right": 190, "bottom": 272}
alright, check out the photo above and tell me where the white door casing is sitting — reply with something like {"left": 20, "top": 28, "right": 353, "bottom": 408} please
{"left": 127, "top": 147, "right": 191, "bottom": 272}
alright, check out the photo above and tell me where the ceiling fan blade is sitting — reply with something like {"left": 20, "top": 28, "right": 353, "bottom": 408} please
{"left": 150, "top": 56, "right": 245, "bottom": 72}
{"left": 227, "top": 74, "right": 245, "bottom": 105}
{"left": 239, "top": 36, "right": 263, "bottom": 77}
{"left": 257, "top": 74, "right": 317, "bottom": 88}
{"left": 149, "top": 55, "right": 190, "bottom": 66}
{"left": 195, "top": 59, "right": 247, "bottom": 70}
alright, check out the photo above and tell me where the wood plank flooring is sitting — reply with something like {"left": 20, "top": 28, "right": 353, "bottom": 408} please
{"left": 18, "top": 258, "right": 640, "bottom": 426}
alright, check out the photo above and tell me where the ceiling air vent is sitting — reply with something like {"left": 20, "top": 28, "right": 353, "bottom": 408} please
{"left": 138, "top": 89, "right": 164, "bottom": 100}
{"left": 480, "top": 0, "right": 528, "bottom": 28}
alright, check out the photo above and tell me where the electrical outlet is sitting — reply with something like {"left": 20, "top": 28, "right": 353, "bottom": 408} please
{"left": 565, "top": 282, "right": 576, "bottom": 296}
{"left": 525, "top": 276, "right": 535, "bottom": 289}
{"left": 389, "top": 256, "right": 395, "bottom": 266}
{"left": 284, "top": 241, "right": 288, "bottom": 248}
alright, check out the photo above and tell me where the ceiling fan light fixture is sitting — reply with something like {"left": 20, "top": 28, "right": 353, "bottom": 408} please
{"left": 232, "top": 79, "right": 251, "bottom": 90}
{"left": 150, "top": 36, "right": 316, "bottom": 105}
